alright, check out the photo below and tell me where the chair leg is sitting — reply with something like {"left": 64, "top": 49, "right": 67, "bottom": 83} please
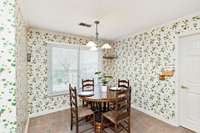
{"left": 114, "top": 124, "right": 118, "bottom": 133}
{"left": 128, "top": 117, "right": 130, "bottom": 133}
{"left": 70, "top": 115, "right": 73, "bottom": 130}
{"left": 100, "top": 115, "right": 104, "bottom": 133}
{"left": 76, "top": 119, "right": 79, "bottom": 133}
{"left": 93, "top": 114, "right": 96, "bottom": 133}
{"left": 76, "top": 117, "right": 79, "bottom": 133}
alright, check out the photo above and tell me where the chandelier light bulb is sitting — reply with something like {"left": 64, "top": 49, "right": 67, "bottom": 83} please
{"left": 86, "top": 41, "right": 96, "bottom": 47}
{"left": 101, "top": 43, "right": 111, "bottom": 49}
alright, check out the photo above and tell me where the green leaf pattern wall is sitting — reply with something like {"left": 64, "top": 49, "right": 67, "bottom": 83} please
{"left": 27, "top": 28, "right": 104, "bottom": 114}
{"left": 1, "top": 0, "right": 200, "bottom": 131}
{"left": 0, "top": 0, "right": 16, "bottom": 132}
{"left": 16, "top": 5, "right": 28, "bottom": 133}
{"left": 28, "top": 15, "right": 200, "bottom": 122}
{"left": 104, "top": 15, "right": 200, "bottom": 121}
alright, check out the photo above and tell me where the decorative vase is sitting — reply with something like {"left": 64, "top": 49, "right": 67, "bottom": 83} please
{"left": 101, "top": 86, "right": 107, "bottom": 92}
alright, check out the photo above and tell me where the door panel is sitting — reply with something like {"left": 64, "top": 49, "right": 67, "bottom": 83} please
{"left": 179, "top": 34, "right": 200, "bottom": 132}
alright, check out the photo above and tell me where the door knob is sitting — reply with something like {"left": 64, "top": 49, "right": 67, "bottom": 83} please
{"left": 181, "top": 85, "right": 188, "bottom": 89}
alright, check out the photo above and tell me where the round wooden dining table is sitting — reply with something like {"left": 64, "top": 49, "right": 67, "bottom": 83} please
{"left": 78, "top": 86, "right": 123, "bottom": 132}
{"left": 79, "top": 86, "right": 121, "bottom": 102}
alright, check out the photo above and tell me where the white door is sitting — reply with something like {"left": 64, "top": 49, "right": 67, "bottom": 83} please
{"left": 179, "top": 34, "right": 200, "bottom": 133}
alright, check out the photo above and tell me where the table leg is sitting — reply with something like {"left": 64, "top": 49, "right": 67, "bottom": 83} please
{"left": 92, "top": 102, "right": 111, "bottom": 132}
{"left": 95, "top": 122, "right": 102, "bottom": 133}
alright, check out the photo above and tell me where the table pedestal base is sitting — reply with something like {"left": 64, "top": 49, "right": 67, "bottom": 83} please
{"left": 93, "top": 102, "right": 110, "bottom": 132}
{"left": 95, "top": 122, "right": 102, "bottom": 133}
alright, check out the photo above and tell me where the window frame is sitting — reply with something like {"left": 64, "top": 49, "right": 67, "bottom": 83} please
{"left": 47, "top": 42, "right": 102, "bottom": 97}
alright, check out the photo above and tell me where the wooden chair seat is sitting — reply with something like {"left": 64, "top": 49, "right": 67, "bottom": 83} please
{"left": 103, "top": 111, "right": 120, "bottom": 124}
{"left": 78, "top": 107, "right": 94, "bottom": 118}
{"left": 71, "top": 107, "right": 94, "bottom": 118}
{"left": 103, "top": 110, "right": 129, "bottom": 124}
{"left": 101, "top": 87, "right": 131, "bottom": 133}
{"left": 69, "top": 84, "right": 95, "bottom": 133}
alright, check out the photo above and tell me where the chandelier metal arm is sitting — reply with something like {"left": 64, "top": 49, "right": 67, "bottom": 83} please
{"left": 94, "top": 21, "right": 99, "bottom": 42}
{"left": 86, "top": 20, "right": 111, "bottom": 50}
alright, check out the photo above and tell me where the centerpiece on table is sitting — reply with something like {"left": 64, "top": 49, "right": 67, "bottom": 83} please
{"left": 94, "top": 71, "right": 113, "bottom": 92}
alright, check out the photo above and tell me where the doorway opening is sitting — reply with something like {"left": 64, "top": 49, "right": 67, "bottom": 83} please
{"left": 177, "top": 33, "right": 200, "bottom": 133}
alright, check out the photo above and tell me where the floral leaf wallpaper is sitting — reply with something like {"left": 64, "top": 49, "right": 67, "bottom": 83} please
{"left": 104, "top": 15, "right": 200, "bottom": 121}
{"left": 27, "top": 28, "right": 110, "bottom": 115}
{"left": 16, "top": 4, "right": 29, "bottom": 133}
{"left": 28, "top": 15, "right": 200, "bottom": 123}
{"left": 0, "top": 0, "right": 199, "bottom": 131}
{"left": 0, "top": 0, "right": 16, "bottom": 132}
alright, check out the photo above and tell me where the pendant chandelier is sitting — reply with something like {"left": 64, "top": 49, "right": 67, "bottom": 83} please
{"left": 86, "top": 21, "right": 111, "bottom": 50}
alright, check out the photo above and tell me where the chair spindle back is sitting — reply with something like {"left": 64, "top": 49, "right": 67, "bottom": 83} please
{"left": 118, "top": 79, "right": 130, "bottom": 89}
{"left": 82, "top": 79, "right": 94, "bottom": 91}
{"left": 69, "top": 84, "right": 78, "bottom": 119}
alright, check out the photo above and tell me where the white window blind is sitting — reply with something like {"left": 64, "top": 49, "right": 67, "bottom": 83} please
{"left": 47, "top": 43, "right": 101, "bottom": 96}
{"left": 79, "top": 46, "right": 101, "bottom": 87}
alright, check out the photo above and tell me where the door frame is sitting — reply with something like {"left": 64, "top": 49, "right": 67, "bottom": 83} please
{"left": 175, "top": 31, "right": 200, "bottom": 126}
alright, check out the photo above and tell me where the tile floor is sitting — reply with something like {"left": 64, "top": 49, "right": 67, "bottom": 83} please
{"left": 28, "top": 109, "right": 194, "bottom": 133}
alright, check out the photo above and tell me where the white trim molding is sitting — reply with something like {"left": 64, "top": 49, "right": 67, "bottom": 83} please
{"left": 29, "top": 106, "right": 69, "bottom": 118}
{"left": 175, "top": 31, "right": 200, "bottom": 129}
{"left": 132, "top": 105, "right": 178, "bottom": 127}
{"left": 24, "top": 118, "right": 30, "bottom": 133}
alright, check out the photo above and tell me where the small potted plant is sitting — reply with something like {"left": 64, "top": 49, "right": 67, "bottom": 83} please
{"left": 95, "top": 71, "right": 113, "bottom": 92}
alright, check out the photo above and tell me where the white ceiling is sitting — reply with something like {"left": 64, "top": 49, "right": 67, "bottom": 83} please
{"left": 21, "top": 0, "right": 200, "bottom": 40}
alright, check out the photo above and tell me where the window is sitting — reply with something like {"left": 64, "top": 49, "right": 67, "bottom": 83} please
{"left": 79, "top": 47, "right": 101, "bottom": 87}
{"left": 47, "top": 43, "right": 102, "bottom": 96}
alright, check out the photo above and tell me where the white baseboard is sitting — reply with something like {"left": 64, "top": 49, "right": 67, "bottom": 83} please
{"left": 29, "top": 106, "right": 69, "bottom": 118}
{"left": 24, "top": 118, "right": 30, "bottom": 133}
{"left": 132, "top": 105, "right": 178, "bottom": 127}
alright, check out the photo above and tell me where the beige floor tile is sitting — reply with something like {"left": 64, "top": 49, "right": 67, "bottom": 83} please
{"left": 28, "top": 109, "right": 195, "bottom": 133}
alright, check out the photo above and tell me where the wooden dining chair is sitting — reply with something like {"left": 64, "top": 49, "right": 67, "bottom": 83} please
{"left": 82, "top": 79, "right": 95, "bottom": 91}
{"left": 118, "top": 79, "right": 130, "bottom": 89}
{"left": 69, "top": 84, "right": 95, "bottom": 133}
{"left": 82, "top": 79, "right": 95, "bottom": 106}
{"left": 107, "top": 79, "right": 129, "bottom": 110}
{"left": 101, "top": 87, "right": 131, "bottom": 133}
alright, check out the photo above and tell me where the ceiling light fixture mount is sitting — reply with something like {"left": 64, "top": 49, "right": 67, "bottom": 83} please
{"left": 79, "top": 22, "right": 91, "bottom": 28}
{"left": 86, "top": 20, "right": 111, "bottom": 50}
